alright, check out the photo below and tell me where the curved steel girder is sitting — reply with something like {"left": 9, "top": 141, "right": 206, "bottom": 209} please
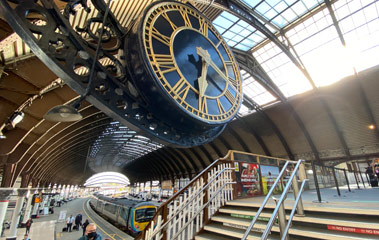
{"left": 9, "top": 106, "right": 106, "bottom": 184}
{"left": 226, "top": 126, "right": 251, "bottom": 153}
{"left": 161, "top": 148, "right": 188, "bottom": 177}
{"left": 30, "top": 120, "right": 110, "bottom": 177}
{"left": 33, "top": 126, "right": 109, "bottom": 180}
{"left": 155, "top": 149, "right": 185, "bottom": 177}
{"left": 170, "top": 148, "right": 199, "bottom": 175}
{"left": 236, "top": 116, "right": 271, "bottom": 156}
{"left": 149, "top": 150, "right": 176, "bottom": 179}
{"left": 218, "top": 135, "right": 233, "bottom": 150}
{"left": 36, "top": 139, "right": 97, "bottom": 181}
{"left": 198, "top": 145, "right": 214, "bottom": 165}
{"left": 164, "top": 148, "right": 191, "bottom": 177}
{"left": 208, "top": 141, "right": 223, "bottom": 158}
{"left": 123, "top": 156, "right": 156, "bottom": 182}
{"left": 188, "top": 148, "right": 207, "bottom": 170}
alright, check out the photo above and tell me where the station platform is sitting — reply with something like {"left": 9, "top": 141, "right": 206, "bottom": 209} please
{"left": 232, "top": 185, "right": 379, "bottom": 214}
{"left": 1, "top": 197, "right": 132, "bottom": 240}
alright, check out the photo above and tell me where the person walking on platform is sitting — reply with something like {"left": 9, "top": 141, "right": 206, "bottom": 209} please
{"left": 78, "top": 223, "right": 102, "bottom": 240}
{"left": 82, "top": 219, "right": 89, "bottom": 236}
{"left": 66, "top": 215, "right": 75, "bottom": 232}
{"left": 75, "top": 213, "right": 82, "bottom": 230}
{"left": 25, "top": 218, "right": 33, "bottom": 235}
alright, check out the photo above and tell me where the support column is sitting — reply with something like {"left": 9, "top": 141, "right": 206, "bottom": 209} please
{"left": 0, "top": 190, "right": 14, "bottom": 236}
{"left": 7, "top": 189, "right": 28, "bottom": 240}
{"left": 31, "top": 189, "right": 42, "bottom": 218}
{"left": 21, "top": 190, "right": 34, "bottom": 225}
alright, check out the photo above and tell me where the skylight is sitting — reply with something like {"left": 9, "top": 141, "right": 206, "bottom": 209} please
{"left": 212, "top": 0, "right": 379, "bottom": 115}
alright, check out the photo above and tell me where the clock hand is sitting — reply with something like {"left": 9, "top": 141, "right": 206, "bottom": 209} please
{"left": 198, "top": 59, "right": 209, "bottom": 97}
{"left": 196, "top": 47, "right": 210, "bottom": 97}
{"left": 196, "top": 47, "right": 239, "bottom": 95}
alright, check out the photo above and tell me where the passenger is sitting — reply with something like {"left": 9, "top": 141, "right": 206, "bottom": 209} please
{"left": 25, "top": 218, "right": 33, "bottom": 235}
{"left": 75, "top": 213, "right": 83, "bottom": 230}
{"left": 23, "top": 234, "right": 31, "bottom": 240}
{"left": 66, "top": 214, "right": 75, "bottom": 232}
{"left": 82, "top": 219, "right": 89, "bottom": 236}
{"left": 78, "top": 223, "right": 102, "bottom": 240}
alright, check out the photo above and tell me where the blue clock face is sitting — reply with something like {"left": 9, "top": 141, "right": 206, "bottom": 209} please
{"left": 143, "top": 2, "right": 242, "bottom": 124}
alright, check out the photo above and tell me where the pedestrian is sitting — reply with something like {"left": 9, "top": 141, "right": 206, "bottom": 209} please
{"left": 25, "top": 218, "right": 33, "bottom": 235}
{"left": 78, "top": 223, "right": 102, "bottom": 240}
{"left": 82, "top": 219, "right": 89, "bottom": 236}
{"left": 23, "top": 234, "right": 31, "bottom": 240}
{"left": 75, "top": 213, "right": 82, "bottom": 230}
{"left": 66, "top": 215, "right": 75, "bottom": 232}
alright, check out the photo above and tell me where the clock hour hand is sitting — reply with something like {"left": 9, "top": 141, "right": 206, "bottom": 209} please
{"left": 196, "top": 47, "right": 210, "bottom": 97}
{"left": 196, "top": 47, "right": 239, "bottom": 94}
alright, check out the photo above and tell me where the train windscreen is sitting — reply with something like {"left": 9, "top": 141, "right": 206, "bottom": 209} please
{"left": 135, "top": 207, "right": 156, "bottom": 223}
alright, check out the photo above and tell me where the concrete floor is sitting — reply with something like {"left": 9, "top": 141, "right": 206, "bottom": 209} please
{"left": 1, "top": 197, "right": 132, "bottom": 240}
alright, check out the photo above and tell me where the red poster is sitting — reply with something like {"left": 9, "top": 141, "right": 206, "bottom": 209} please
{"left": 236, "top": 163, "right": 261, "bottom": 197}
{"left": 327, "top": 225, "right": 379, "bottom": 235}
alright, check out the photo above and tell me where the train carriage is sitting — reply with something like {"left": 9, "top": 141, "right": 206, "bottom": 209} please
{"left": 89, "top": 194, "right": 159, "bottom": 236}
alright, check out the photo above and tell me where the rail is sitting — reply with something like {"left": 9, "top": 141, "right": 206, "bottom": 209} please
{"left": 261, "top": 160, "right": 303, "bottom": 239}
{"left": 137, "top": 152, "right": 235, "bottom": 240}
{"left": 281, "top": 179, "right": 308, "bottom": 240}
{"left": 242, "top": 159, "right": 304, "bottom": 240}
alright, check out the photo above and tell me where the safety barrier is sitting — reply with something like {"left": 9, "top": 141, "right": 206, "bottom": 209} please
{"left": 137, "top": 153, "right": 235, "bottom": 240}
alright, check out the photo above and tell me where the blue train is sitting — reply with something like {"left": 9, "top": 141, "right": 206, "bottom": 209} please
{"left": 89, "top": 194, "right": 159, "bottom": 236}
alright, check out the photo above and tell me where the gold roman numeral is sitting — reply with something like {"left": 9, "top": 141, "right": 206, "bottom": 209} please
{"left": 198, "top": 96, "right": 208, "bottom": 114}
{"left": 179, "top": 9, "right": 192, "bottom": 28}
{"left": 151, "top": 27, "right": 171, "bottom": 46}
{"left": 161, "top": 12, "right": 178, "bottom": 31}
{"left": 153, "top": 54, "right": 176, "bottom": 74}
{"left": 199, "top": 18, "right": 208, "bottom": 37}
{"left": 171, "top": 78, "right": 187, "bottom": 94}
{"left": 217, "top": 98, "right": 226, "bottom": 114}
{"left": 225, "top": 89, "right": 236, "bottom": 104}
{"left": 176, "top": 85, "right": 191, "bottom": 104}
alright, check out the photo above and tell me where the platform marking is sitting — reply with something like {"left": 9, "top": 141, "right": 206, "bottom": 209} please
{"left": 82, "top": 199, "right": 126, "bottom": 240}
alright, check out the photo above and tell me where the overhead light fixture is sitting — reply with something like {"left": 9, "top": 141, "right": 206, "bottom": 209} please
{"left": 0, "top": 130, "right": 6, "bottom": 139}
{"left": 368, "top": 124, "right": 375, "bottom": 130}
{"left": 44, "top": 101, "right": 83, "bottom": 122}
{"left": 9, "top": 111, "right": 24, "bottom": 127}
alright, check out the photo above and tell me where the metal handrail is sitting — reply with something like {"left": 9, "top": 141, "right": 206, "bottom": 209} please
{"left": 281, "top": 179, "right": 308, "bottom": 240}
{"left": 261, "top": 160, "right": 303, "bottom": 239}
{"left": 172, "top": 181, "right": 236, "bottom": 239}
{"left": 149, "top": 167, "right": 234, "bottom": 239}
{"left": 241, "top": 160, "right": 291, "bottom": 240}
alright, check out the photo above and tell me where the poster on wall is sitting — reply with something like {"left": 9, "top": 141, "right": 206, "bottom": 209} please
{"left": 235, "top": 162, "right": 261, "bottom": 197}
{"left": 261, "top": 165, "right": 282, "bottom": 195}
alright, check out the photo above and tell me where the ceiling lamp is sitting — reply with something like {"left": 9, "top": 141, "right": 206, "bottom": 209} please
{"left": 9, "top": 111, "right": 24, "bottom": 127}
{"left": 44, "top": 102, "right": 82, "bottom": 122}
{"left": 0, "top": 130, "right": 6, "bottom": 139}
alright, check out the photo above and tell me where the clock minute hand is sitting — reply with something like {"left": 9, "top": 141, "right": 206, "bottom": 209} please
{"left": 196, "top": 47, "right": 211, "bottom": 97}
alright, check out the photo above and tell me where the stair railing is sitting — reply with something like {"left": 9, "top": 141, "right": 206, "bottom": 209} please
{"left": 260, "top": 160, "right": 304, "bottom": 239}
{"left": 241, "top": 159, "right": 303, "bottom": 240}
{"left": 281, "top": 179, "right": 308, "bottom": 240}
{"left": 137, "top": 155, "right": 235, "bottom": 240}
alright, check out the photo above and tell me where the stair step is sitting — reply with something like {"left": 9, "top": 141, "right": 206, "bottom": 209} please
{"left": 219, "top": 206, "right": 379, "bottom": 229}
{"left": 195, "top": 231, "right": 240, "bottom": 240}
{"left": 211, "top": 214, "right": 379, "bottom": 239}
{"left": 202, "top": 222, "right": 279, "bottom": 240}
{"left": 226, "top": 199, "right": 379, "bottom": 216}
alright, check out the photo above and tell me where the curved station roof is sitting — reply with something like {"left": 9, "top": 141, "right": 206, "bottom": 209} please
{"left": 0, "top": 0, "right": 378, "bottom": 187}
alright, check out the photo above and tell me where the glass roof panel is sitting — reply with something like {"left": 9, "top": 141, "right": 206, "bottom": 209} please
{"left": 333, "top": 0, "right": 379, "bottom": 72}
{"left": 240, "top": 69, "right": 277, "bottom": 106}
{"left": 253, "top": 41, "right": 312, "bottom": 97}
